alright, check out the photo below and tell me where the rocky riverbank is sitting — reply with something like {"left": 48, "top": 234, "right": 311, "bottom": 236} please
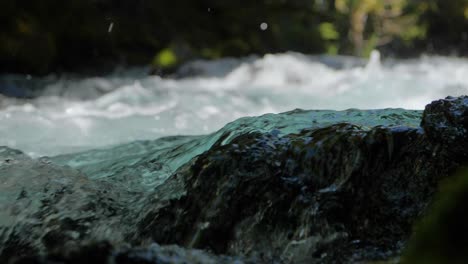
{"left": 0, "top": 96, "right": 467, "bottom": 263}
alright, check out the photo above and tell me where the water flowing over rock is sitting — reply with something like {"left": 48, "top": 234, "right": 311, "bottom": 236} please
{"left": 0, "top": 96, "right": 467, "bottom": 263}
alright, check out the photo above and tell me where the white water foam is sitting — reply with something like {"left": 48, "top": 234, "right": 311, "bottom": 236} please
{"left": 0, "top": 51, "right": 467, "bottom": 157}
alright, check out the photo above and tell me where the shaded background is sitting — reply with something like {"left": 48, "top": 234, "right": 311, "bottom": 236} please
{"left": 0, "top": 0, "right": 467, "bottom": 75}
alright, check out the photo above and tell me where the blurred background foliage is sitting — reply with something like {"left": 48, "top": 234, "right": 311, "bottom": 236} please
{"left": 0, "top": 0, "right": 467, "bottom": 74}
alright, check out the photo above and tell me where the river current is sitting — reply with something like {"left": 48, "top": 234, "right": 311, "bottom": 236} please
{"left": 0, "top": 51, "right": 467, "bottom": 157}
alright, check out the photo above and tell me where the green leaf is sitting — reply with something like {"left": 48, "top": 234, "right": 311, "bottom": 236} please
{"left": 319, "top": 23, "right": 339, "bottom": 40}
{"left": 153, "top": 48, "right": 177, "bottom": 68}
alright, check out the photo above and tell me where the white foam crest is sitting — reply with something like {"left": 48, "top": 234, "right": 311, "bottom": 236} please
{"left": 1, "top": 51, "right": 467, "bottom": 156}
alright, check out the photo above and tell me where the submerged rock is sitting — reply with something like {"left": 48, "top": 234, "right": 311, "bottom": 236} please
{"left": 1, "top": 96, "right": 467, "bottom": 263}
{"left": 0, "top": 146, "right": 140, "bottom": 262}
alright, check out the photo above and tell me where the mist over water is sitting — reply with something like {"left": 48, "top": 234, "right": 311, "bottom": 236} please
{"left": 1, "top": 52, "right": 467, "bottom": 157}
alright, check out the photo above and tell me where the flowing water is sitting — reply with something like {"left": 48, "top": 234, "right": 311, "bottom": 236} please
{"left": 0, "top": 51, "right": 467, "bottom": 157}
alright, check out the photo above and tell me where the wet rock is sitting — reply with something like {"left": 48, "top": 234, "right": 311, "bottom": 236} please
{"left": 136, "top": 97, "right": 467, "bottom": 262}
{"left": 0, "top": 147, "right": 142, "bottom": 262}
{"left": 0, "top": 96, "right": 467, "bottom": 263}
{"left": 11, "top": 242, "right": 263, "bottom": 264}
{"left": 421, "top": 96, "right": 468, "bottom": 161}
{"left": 136, "top": 125, "right": 435, "bottom": 263}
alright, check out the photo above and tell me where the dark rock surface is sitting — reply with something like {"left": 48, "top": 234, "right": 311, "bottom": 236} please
{"left": 421, "top": 96, "right": 468, "bottom": 161}
{"left": 1, "top": 96, "right": 467, "bottom": 263}
{"left": 135, "top": 126, "right": 442, "bottom": 263}
{"left": 11, "top": 242, "right": 261, "bottom": 264}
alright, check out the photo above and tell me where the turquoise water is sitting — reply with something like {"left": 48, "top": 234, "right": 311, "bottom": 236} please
{"left": 49, "top": 108, "right": 422, "bottom": 190}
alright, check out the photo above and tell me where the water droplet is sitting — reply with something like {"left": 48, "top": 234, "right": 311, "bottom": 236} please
{"left": 108, "top": 22, "right": 114, "bottom": 33}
